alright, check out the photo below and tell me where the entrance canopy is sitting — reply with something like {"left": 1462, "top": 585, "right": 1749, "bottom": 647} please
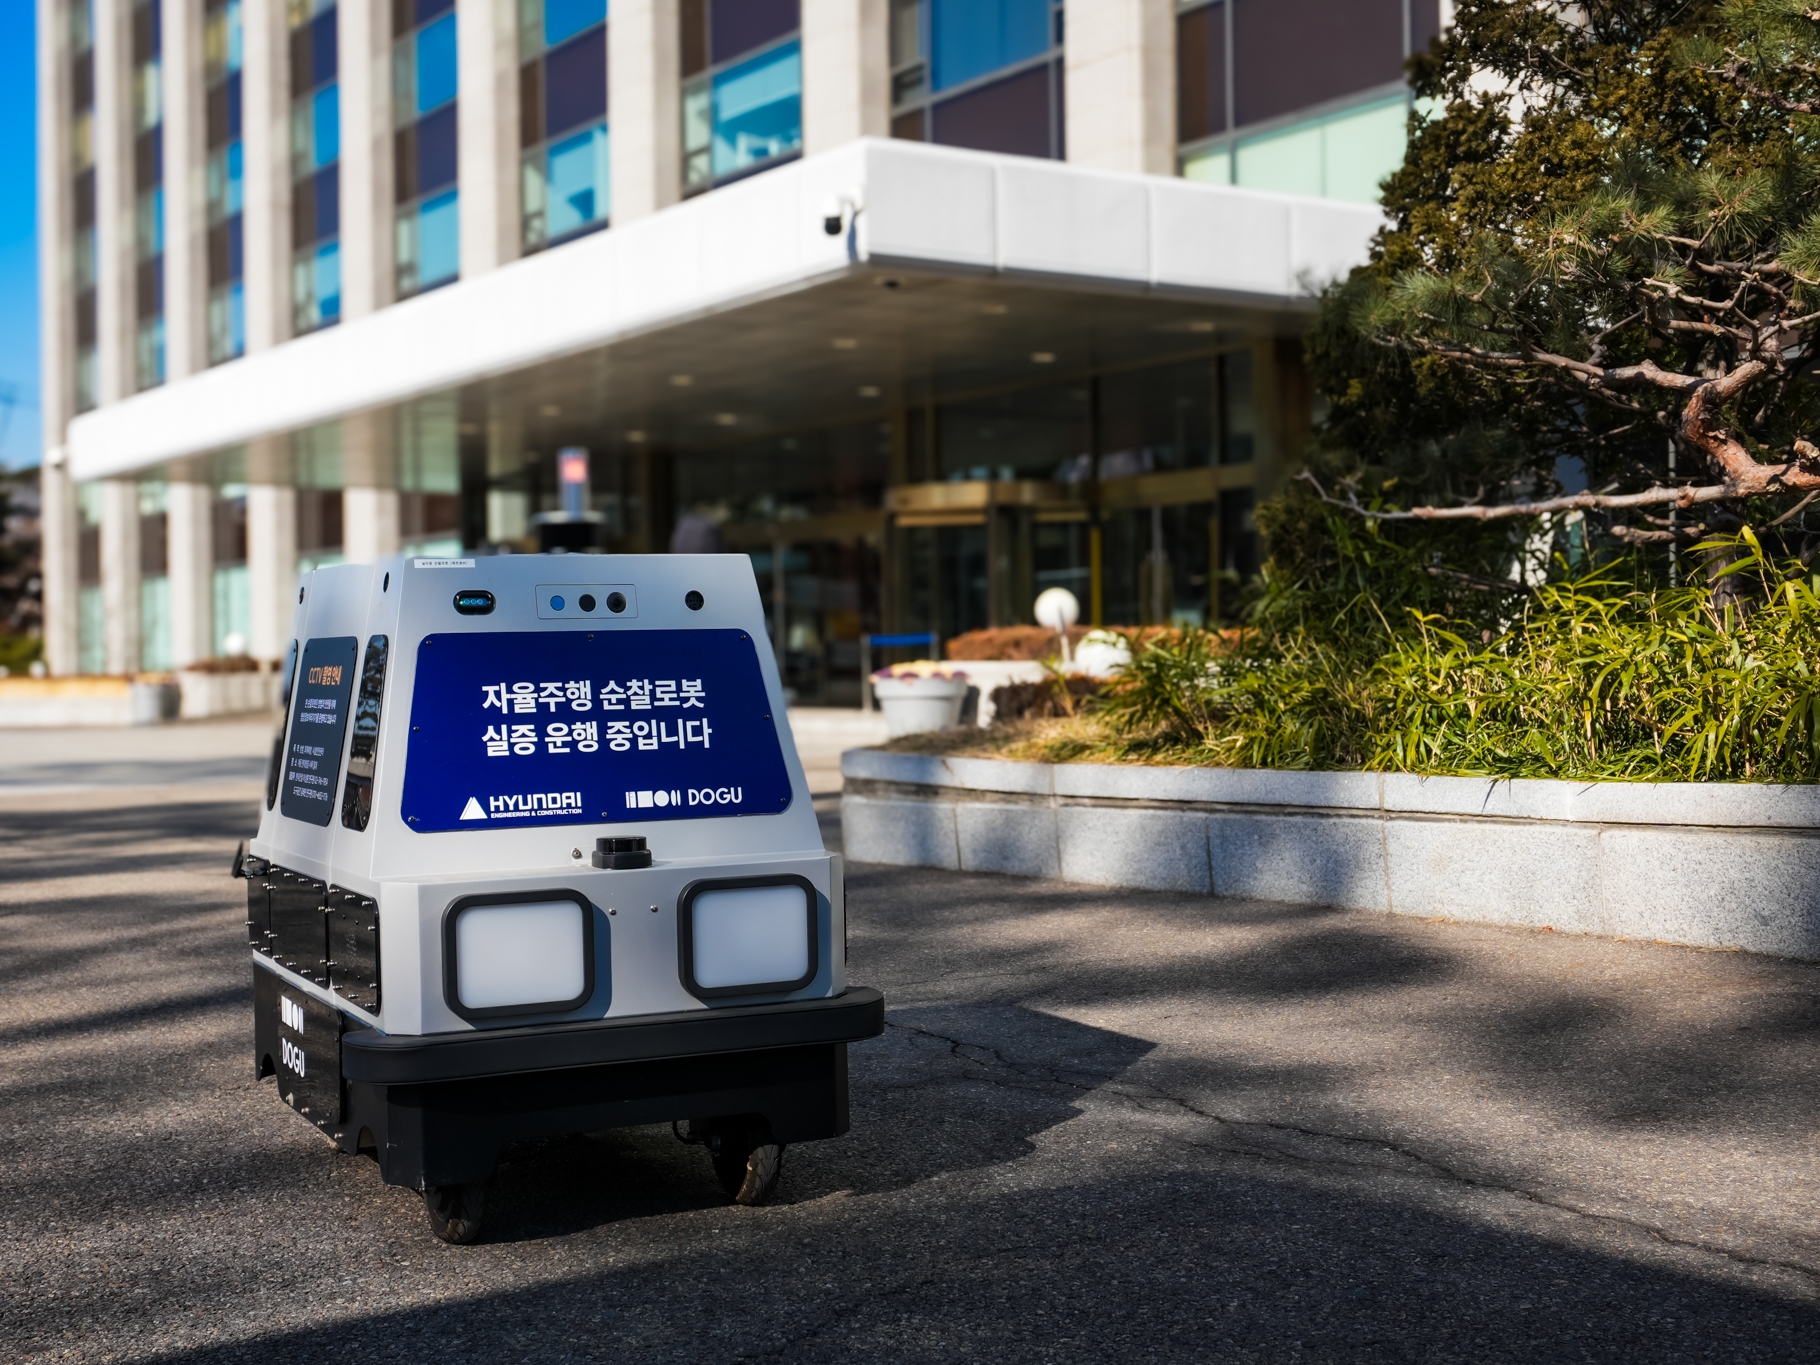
{"left": 65, "top": 138, "right": 1381, "bottom": 483}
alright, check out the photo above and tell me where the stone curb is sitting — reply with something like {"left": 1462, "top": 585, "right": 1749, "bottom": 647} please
{"left": 838, "top": 750, "right": 1820, "bottom": 961}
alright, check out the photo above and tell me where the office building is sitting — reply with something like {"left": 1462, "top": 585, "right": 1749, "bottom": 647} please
{"left": 40, "top": 0, "right": 1440, "bottom": 701}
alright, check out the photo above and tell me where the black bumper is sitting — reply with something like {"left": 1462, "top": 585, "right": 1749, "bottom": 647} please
{"left": 342, "top": 987, "right": 886, "bottom": 1085}
{"left": 254, "top": 964, "right": 885, "bottom": 1189}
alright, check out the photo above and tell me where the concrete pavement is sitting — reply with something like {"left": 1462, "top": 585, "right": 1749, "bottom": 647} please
{"left": 0, "top": 722, "right": 1817, "bottom": 1362}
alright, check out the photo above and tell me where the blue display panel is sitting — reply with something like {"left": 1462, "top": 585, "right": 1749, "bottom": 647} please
{"left": 281, "top": 635, "right": 359, "bottom": 827}
{"left": 399, "top": 629, "right": 793, "bottom": 833}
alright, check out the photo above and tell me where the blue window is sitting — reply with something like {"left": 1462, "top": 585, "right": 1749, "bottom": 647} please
{"left": 710, "top": 40, "right": 801, "bottom": 180}
{"left": 294, "top": 240, "right": 341, "bottom": 331}
{"left": 543, "top": 0, "right": 604, "bottom": 47}
{"left": 206, "top": 0, "right": 243, "bottom": 362}
{"left": 546, "top": 123, "right": 609, "bottom": 238}
{"left": 415, "top": 13, "right": 458, "bottom": 113}
{"left": 419, "top": 189, "right": 460, "bottom": 286}
{"left": 397, "top": 0, "right": 457, "bottom": 294}
{"left": 891, "top": 0, "right": 1063, "bottom": 159}
{"left": 680, "top": 0, "right": 800, "bottom": 193}
{"left": 930, "top": 0, "right": 1050, "bottom": 91}
{"left": 293, "top": 5, "right": 340, "bottom": 330}
{"left": 312, "top": 85, "right": 339, "bottom": 165}
{"left": 520, "top": 0, "right": 607, "bottom": 250}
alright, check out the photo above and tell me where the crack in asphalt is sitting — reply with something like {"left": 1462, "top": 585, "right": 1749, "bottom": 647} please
{"left": 880, "top": 1017, "right": 1820, "bottom": 1292}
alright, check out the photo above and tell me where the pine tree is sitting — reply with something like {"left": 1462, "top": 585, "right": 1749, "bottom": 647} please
{"left": 1307, "top": 0, "right": 1820, "bottom": 551}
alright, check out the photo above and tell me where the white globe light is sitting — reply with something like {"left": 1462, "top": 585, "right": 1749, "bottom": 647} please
{"left": 1033, "top": 587, "right": 1080, "bottom": 632}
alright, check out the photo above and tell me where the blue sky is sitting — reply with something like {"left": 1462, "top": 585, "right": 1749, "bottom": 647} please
{"left": 0, "top": 1, "right": 38, "bottom": 472}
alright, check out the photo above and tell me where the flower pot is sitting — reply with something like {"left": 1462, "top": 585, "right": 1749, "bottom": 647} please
{"left": 872, "top": 676, "right": 969, "bottom": 737}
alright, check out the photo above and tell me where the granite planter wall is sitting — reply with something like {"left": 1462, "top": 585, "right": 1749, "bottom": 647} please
{"left": 840, "top": 750, "right": 1820, "bottom": 961}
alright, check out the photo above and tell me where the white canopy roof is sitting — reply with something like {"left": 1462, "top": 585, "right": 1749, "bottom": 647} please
{"left": 66, "top": 138, "right": 1382, "bottom": 483}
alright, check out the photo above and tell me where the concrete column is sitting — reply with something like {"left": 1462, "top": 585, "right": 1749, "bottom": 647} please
{"left": 609, "top": 0, "right": 681, "bottom": 225}
{"left": 802, "top": 0, "right": 889, "bottom": 154}
{"left": 38, "top": 0, "right": 80, "bottom": 675}
{"left": 344, "top": 487, "right": 401, "bottom": 562}
{"left": 242, "top": 0, "right": 291, "bottom": 350}
{"left": 100, "top": 478, "right": 143, "bottom": 673}
{"left": 1064, "top": 0, "right": 1175, "bottom": 176}
{"left": 161, "top": 0, "right": 205, "bottom": 378}
{"left": 39, "top": 457, "right": 80, "bottom": 676}
{"left": 247, "top": 482, "right": 299, "bottom": 661}
{"left": 93, "top": 0, "right": 134, "bottom": 402}
{"left": 339, "top": 0, "right": 392, "bottom": 317}
{"left": 459, "top": 0, "right": 520, "bottom": 277}
{"left": 167, "top": 481, "right": 214, "bottom": 666}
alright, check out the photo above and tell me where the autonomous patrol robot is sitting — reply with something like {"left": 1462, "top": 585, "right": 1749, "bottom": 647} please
{"left": 237, "top": 553, "right": 884, "bottom": 1242}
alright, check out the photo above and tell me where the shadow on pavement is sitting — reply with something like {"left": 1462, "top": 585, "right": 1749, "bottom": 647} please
{"left": 135, "top": 1159, "right": 1819, "bottom": 1365}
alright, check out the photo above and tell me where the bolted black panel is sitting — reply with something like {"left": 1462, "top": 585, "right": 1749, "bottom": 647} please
{"left": 255, "top": 962, "right": 345, "bottom": 1128}
{"left": 326, "top": 886, "right": 381, "bottom": 1013}
{"left": 269, "top": 868, "right": 329, "bottom": 985}
{"left": 245, "top": 858, "right": 273, "bottom": 954}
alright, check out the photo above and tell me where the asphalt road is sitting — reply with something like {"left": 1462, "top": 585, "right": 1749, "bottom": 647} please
{"left": 2, "top": 781, "right": 1818, "bottom": 1362}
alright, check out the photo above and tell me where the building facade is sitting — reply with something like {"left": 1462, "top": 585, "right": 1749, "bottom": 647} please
{"left": 40, "top": 0, "right": 1442, "bottom": 704}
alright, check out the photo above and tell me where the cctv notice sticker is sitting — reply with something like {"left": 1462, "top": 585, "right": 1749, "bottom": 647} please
{"left": 399, "top": 629, "right": 794, "bottom": 833}
{"left": 281, "top": 636, "right": 360, "bottom": 827}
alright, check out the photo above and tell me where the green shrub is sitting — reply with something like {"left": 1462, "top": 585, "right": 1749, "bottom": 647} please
{"left": 0, "top": 634, "right": 42, "bottom": 675}
{"left": 1096, "top": 533, "right": 1820, "bottom": 783}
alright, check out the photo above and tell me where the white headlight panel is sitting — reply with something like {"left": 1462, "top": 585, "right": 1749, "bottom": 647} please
{"left": 455, "top": 900, "right": 587, "bottom": 1009}
{"left": 691, "top": 884, "right": 812, "bottom": 989}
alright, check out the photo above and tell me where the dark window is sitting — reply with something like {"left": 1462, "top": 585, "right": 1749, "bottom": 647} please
{"left": 892, "top": 108, "right": 924, "bottom": 141}
{"left": 136, "top": 256, "right": 163, "bottom": 318}
{"left": 1100, "top": 502, "right": 1217, "bottom": 627}
{"left": 213, "top": 496, "right": 248, "bottom": 565}
{"left": 207, "top": 83, "right": 228, "bottom": 145}
{"left": 1232, "top": 0, "right": 1403, "bottom": 128}
{"left": 681, "top": 0, "right": 708, "bottom": 76}
{"left": 313, "top": 164, "right": 339, "bottom": 239}
{"left": 74, "top": 169, "right": 95, "bottom": 227}
{"left": 519, "top": 59, "right": 543, "bottom": 146}
{"left": 72, "top": 51, "right": 93, "bottom": 110}
{"left": 297, "top": 488, "right": 344, "bottom": 552}
{"left": 1220, "top": 488, "right": 1259, "bottom": 584}
{"left": 290, "top": 23, "right": 312, "bottom": 95}
{"left": 394, "top": 124, "right": 417, "bottom": 201}
{"left": 936, "top": 379, "right": 1089, "bottom": 481}
{"left": 75, "top": 292, "right": 96, "bottom": 347}
{"left": 709, "top": 0, "right": 797, "bottom": 65}
{"left": 293, "top": 176, "right": 316, "bottom": 245}
{"left": 543, "top": 25, "right": 606, "bottom": 138}
{"left": 312, "top": 10, "right": 338, "bottom": 82}
{"left": 207, "top": 216, "right": 245, "bottom": 287}
{"left": 401, "top": 492, "right": 462, "bottom": 541}
{"left": 78, "top": 525, "right": 101, "bottom": 586}
{"left": 1098, "top": 361, "right": 1215, "bottom": 477}
{"left": 929, "top": 63, "right": 1052, "bottom": 159}
{"left": 1176, "top": 2, "right": 1225, "bottom": 143}
{"left": 409, "top": 0, "right": 453, "bottom": 28}
{"left": 140, "top": 510, "right": 169, "bottom": 578}
{"left": 134, "top": 129, "right": 161, "bottom": 187}
{"left": 1413, "top": 0, "right": 1443, "bottom": 54}
{"left": 226, "top": 71, "right": 242, "bottom": 139}
{"left": 132, "top": 1, "right": 159, "bottom": 63}
{"left": 1220, "top": 349, "right": 1256, "bottom": 464}
{"left": 416, "top": 103, "right": 458, "bottom": 194}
